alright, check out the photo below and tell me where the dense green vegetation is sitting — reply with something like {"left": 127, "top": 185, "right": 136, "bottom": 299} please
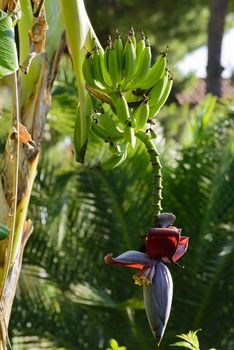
{"left": 6, "top": 61, "right": 233, "bottom": 348}
{"left": 0, "top": 1, "right": 233, "bottom": 349}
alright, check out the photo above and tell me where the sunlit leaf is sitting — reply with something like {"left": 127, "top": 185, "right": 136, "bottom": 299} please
{"left": 0, "top": 10, "right": 18, "bottom": 79}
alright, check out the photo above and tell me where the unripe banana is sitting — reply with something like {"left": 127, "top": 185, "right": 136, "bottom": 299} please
{"left": 124, "top": 124, "right": 136, "bottom": 148}
{"left": 101, "top": 144, "right": 128, "bottom": 170}
{"left": 130, "top": 113, "right": 137, "bottom": 128}
{"left": 149, "top": 71, "right": 168, "bottom": 108}
{"left": 149, "top": 76, "right": 173, "bottom": 118}
{"left": 121, "top": 37, "right": 136, "bottom": 88}
{"left": 136, "top": 42, "right": 152, "bottom": 80}
{"left": 82, "top": 52, "right": 97, "bottom": 88}
{"left": 98, "top": 113, "right": 124, "bottom": 140}
{"left": 124, "top": 89, "right": 144, "bottom": 103}
{"left": 128, "top": 40, "right": 152, "bottom": 89}
{"left": 93, "top": 49, "right": 110, "bottom": 88}
{"left": 129, "top": 26, "right": 136, "bottom": 48}
{"left": 91, "top": 122, "right": 112, "bottom": 141}
{"left": 140, "top": 52, "right": 167, "bottom": 90}
{"left": 112, "top": 92, "right": 131, "bottom": 125}
{"left": 114, "top": 33, "right": 124, "bottom": 83}
{"left": 109, "top": 142, "right": 122, "bottom": 155}
{"left": 136, "top": 32, "right": 146, "bottom": 58}
{"left": 100, "top": 44, "right": 112, "bottom": 86}
{"left": 108, "top": 47, "right": 119, "bottom": 88}
{"left": 74, "top": 93, "right": 92, "bottom": 163}
{"left": 135, "top": 99, "right": 150, "bottom": 130}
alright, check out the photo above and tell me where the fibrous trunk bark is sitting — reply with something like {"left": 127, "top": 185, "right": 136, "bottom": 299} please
{"left": 206, "top": 0, "right": 228, "bottom": 97}
{"left": 0, "top": 19, "right": 66, "bottom": 350}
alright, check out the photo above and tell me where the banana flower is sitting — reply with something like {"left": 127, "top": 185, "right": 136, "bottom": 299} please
{"left": 104, "top": 213, "right": 189, "bottom": 346}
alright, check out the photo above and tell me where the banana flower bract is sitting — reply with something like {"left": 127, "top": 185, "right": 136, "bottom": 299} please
{"left": 104, "top": 213, "right": 189, "bottom": 346}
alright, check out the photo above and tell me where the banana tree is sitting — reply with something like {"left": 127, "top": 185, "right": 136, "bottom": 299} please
{"left": 0, "top": 0, "right": 93, "bottom": 346}
{"left": 0, "top": 0, "right": 175, "bottom": 348}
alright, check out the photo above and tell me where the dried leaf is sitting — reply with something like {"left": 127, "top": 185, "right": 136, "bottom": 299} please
{"left": 19, "top": 123, "right": 35, "bottom": 148}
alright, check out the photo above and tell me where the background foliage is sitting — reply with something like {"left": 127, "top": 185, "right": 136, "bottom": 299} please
{"left": 0, "top": 1, "right": 233, "bottom": 349}
{"left": 3, "top": 56, "right": 232, "bottom": 349}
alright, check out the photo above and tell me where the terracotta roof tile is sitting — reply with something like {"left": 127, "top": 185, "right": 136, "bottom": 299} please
{"left": 176, "top": 78, "right": 234, "bottom": 105}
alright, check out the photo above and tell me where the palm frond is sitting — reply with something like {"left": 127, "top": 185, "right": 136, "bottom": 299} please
{"left": 10, "top": 96, "right": 234, "bottom": 350}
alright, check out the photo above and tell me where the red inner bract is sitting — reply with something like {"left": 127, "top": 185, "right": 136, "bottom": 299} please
{"left": 146, "top": 228, "right": 180, "bottom": 259}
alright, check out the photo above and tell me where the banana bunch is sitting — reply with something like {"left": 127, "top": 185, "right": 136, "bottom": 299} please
{"left": 78, "top": 29, "right": 174, "bottom": 168}
{"left": 82, "top": 29, "right": 170, "bottom": 92}
{"left": 90, "top": 105, "right": 129, "bottom": 170}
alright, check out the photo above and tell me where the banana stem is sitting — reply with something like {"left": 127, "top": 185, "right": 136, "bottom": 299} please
{"left": 0, "top": 72, "right": 20, "bottom": 298}
{"left": 136, "top": 130, "right": 163, "bottom": 225}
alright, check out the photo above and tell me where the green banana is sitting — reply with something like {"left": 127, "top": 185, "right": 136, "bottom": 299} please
{"left": 129, "top": 26, "right": 136, "bottom": 48}
{"left": 0, "top": 223, "right": 10, "bottom": 241}
{"left": 109, "top": 142, "right": 122, "bottom": 155}
{"left": 114, "top": 33, "right": 124, "bottom": 83}
{"left": 91, "top": 122, "right": 112, "bottom": 141}
{"left": 74, "top": 93, "right": 92, "bottom": 163}
{"left": 104, "top": 37, "right": 111, "bottom": 67}
{"left": 136, "top": 41, "right": 152, "bottom": 79}
{"left": 101, "top": 44, "right": 113, "bottom": 87}
{"left": 121, "top": 37, "right": 136, "bottom": 88}
{"left": 82, "top": 52, "right": 98, "bottom": 89}
{"left": 99, "top": 47, "right": 112, "bottom": 87}
{"left": 149, "top": 71, "right": 169, "bottom": 107}
{"left": 101, "top": 143, "right": 128, "bottom": 170}
{"left": 149, "top": 76, "right": 173, "bottom": 118}
{"left": 139, "top": 52, "right": 167, "bottom": 90}
{"left": 124, "top": 124, "right": 136, "bottom": 148}
{"left": 136, "top": 32, "right": 146, "bottom": 58}
{"left": 93, "top": 49, "right": 110, "bottom": 89}
{"left": 112, "top": 92, "right": 131, "bottom": 125}
{"left": 135, "top": 99, "right": 150, "bottom": 130}
{"left": 124, "top": 89, "right": 143, "bottom": 103}
{"left": 130, "top": 112, "right": 137, "bottom": 128}
{"left": 128, "top": 40, "right": 152, "bottom": 89}
{"left": 108, "top": 46, "right": 119, "bottom": 88}
{"left": 98, "top": 113, "right": 124, "bottom": 140}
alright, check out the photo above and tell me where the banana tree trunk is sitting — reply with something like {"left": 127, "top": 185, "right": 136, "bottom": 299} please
{"left": 0, "top": 1, "right": 65, "bottom": 346}
{"left": 0, "top": 0, "right": 98, "bottom": 346}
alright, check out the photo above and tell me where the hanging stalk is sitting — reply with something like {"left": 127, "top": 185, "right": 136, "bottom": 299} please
{"left": 136, "top": 130, "right": 163, "bottom": 225}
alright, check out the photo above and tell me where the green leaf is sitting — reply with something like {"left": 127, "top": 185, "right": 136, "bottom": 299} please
{"left": 0, "top": 10, "right": 19, "bottom": 79}
{"left": 176, "top": 330, "right": 200, "bottom": 349}
{"left": 65, "top": 283, "right": 116, "bottom": 308}
{"left": 170, "top": 341, "right": 197, "bottom": 349}
{"left": 0, "top": 223, "right": 10, "bottom": 240}
{"left": 107, "top": 339, "right": 127, "bottom": 350}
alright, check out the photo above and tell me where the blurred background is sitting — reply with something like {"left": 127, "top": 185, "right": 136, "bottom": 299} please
{"left": 0, "top": 0, "right": 234, "bottom": 349}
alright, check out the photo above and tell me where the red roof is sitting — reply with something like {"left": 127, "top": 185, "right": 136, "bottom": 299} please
{"left": 175, "top": 78, "right": 234, "bottom": 105}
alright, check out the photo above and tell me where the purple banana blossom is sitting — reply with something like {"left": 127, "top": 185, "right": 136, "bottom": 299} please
{"left": 104, "top": 213, "right": 189, "bottom": 346}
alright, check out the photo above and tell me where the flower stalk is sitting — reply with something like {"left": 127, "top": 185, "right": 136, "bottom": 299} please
{"left": 136, "top": 130, "right": 163, "bottom": 224}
